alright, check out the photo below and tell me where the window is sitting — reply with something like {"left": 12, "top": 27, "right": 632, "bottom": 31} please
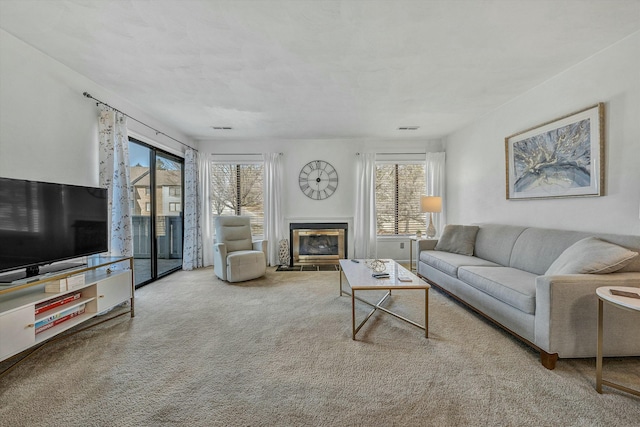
{"left": 145, "top": 202, "right": 151, "bottom": 212}
{"left": 169, "top": 186, "right": 181, "bottom": 196}
{"left": 376, "top": 163, "right": 425, "bottom": 235}
{"left": 210, "top": 162, "right": 264, "bottom": 237}
{"left": 169, "top": 202, "right": 181, "bottom": 212}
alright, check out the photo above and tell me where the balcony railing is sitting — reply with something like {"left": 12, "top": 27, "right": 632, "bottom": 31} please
{"left": 132, "top": 215, "right": 183, "bottom": 259}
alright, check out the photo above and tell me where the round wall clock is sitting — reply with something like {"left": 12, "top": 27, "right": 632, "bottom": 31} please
{"left": 299, "top": 160, "right": 338, "bottom": 200}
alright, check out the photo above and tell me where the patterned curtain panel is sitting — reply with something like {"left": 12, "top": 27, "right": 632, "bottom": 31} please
{"left": 182, "top": 149, "right": 202, "bottom": 270}
{"left": 425, "top": 152, "right": 446, "bottom": 237}
{"left": 263, "top": 152, "right": 283, "bottom": 266}
{"left": 354, "top": 152, "right": 377, "bottom": 259}
{"left": 98, "top": 105, "right": 133, "bottom": 258}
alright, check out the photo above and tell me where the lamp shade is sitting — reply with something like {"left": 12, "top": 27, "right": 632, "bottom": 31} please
{"left": 421, "top": 196, "right": 442, "bottom": 213}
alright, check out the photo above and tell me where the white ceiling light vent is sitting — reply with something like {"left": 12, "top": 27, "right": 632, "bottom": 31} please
{"left": 211, "top": 126, "right": 233, "bottom": 130}
{"left": 398, "top": 126, "right": 420, "bottom": 130}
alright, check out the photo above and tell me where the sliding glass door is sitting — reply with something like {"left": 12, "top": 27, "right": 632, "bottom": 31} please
{"left": 129, "top": 138, "right": 183, "bottom": 287}
{"left": 129, "top": 141, "right": 153, "bottom": 285}
{"left": 155, "top": 152, "right": 183, "bottom": 277}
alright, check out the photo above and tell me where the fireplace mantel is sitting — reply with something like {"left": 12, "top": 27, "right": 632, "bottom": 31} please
{"left": 285, "top": 217, "right": 353, "bottom": 229}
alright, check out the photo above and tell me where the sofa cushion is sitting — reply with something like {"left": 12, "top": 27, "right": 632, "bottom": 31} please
{"left": 435, "top": 225, "right": 480, "bottom": 256}
{"left": 473, "top": 224, "right": 527, "bottom": 267}
{"left": 545, "top": 237, "right": 639, "bottom": 275}
{"left": 507, "top": 227, "right": 640, "bottom": 275}
{"left": 509, "top": 228, "right": 589, "bottom": 275}
{"left": 594, "top": 233, "right": 640, "bottom": 273}
{"left": 420, "top": 251, "right": 500, "bottom": 277}
{"left": 458, "top": 266, "right": 537, "bottom": 314}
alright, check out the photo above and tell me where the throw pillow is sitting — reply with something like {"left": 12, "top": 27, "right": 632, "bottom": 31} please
{"left": 434, "top": 225, "right": 480, "bottom": 256}
{"left": 545, "top": 237, "right": 639, "bottom": 275}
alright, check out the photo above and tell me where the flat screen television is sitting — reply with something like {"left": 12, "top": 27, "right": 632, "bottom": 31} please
{"left": 0, "top": 177, "right": 109, "bottom": 280}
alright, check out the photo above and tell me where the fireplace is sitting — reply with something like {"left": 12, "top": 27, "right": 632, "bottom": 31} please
{"left": 290, "top": 222, "right": 348, "bottom": 266}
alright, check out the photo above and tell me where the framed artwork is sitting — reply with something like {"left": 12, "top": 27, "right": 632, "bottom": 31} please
{"left": 505, "top": 103, "right": 604, "bottom": 200}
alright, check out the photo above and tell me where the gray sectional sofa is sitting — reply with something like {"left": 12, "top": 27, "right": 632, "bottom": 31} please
{"left": 417, "top": 223, "right": 640, "bottom": 369}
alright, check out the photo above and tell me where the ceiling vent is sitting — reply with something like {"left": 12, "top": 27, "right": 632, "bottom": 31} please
{"left": 398, "top": 126, "right": 420, "bottom": 130}
{"left": 212, "top": 126, "right": 233, "bottom": 130}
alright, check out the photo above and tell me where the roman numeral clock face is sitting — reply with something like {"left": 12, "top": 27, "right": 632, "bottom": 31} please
{"left": 299, "top": 160, "right": 338, "bottom": 200}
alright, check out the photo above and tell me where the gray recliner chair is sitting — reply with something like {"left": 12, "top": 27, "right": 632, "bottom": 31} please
{"left": 213, "top": 216, "right": 268, "bottom": 282}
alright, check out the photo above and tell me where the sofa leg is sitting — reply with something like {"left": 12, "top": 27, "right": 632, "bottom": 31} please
{"left": 540, "top": 351, "right": 558, "bottom": 370}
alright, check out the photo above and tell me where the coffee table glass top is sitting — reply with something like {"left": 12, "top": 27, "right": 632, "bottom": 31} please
{"left": 339, "top": 259, "right": 429, "bottom": 290}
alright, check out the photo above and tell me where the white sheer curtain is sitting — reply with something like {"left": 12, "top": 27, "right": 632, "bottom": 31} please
{"left": 425, "top": 152, "right": 446, "bottom": 237}
{"left": 354, "top": 152, "right": 377, "bottom": 259}
{"left": 182, "top": 149, "right": 202, "bottom": 270}
{"left": 198, "top": 152, "right": 214, "bottom": 267}
{"left": 263, "top": 153, "right": 283, "bottom": 266}
{"left": 98, "top": 105, "right": 132, "bottom": 258}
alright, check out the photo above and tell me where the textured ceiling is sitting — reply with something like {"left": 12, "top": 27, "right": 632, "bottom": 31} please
{"left": 1, "top": 0, "right": 639, "bottom": 142}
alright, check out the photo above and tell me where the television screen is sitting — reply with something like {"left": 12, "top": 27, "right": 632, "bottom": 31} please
{"left": 0, "top": 178, "right": 109, "bottom": 274}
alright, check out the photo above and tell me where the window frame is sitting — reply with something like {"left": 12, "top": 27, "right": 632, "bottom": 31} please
{"left": 375, "top": 157, "right": 426, "bottom": 238}
{"left": 210, "top": 157, "right": 265, "bottom": 239}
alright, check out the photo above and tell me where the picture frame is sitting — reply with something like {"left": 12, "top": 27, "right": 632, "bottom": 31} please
{"left": 505, "top": 103, "right": 605, "bottom": 200}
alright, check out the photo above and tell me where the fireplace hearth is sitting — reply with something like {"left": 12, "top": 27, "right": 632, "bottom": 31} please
{"left": 289, "top": 222, "right": 348, "bottom": 266}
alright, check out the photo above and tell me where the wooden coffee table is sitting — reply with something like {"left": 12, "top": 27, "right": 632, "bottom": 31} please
{"left": 339, "top": 259, "right": 430, "bottom": 340}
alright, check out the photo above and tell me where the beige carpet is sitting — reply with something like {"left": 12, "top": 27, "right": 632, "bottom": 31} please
{"left": 0, "top": 267, "right": 638, "bottom": 426}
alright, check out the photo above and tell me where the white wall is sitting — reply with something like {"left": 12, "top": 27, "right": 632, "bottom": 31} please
{"left": 0, "top": 29, "right": 191, "bottom": 187}
{"left": 445, "top": 32, "right": 640, "bottom": 236}
{"left": 0, "top": 27, "right": 443, "bottom": 263}
{"left": 199, "top": 138, "right": 443, "bottom": 260}
{"left": 7, "top": 23, "right": 636, "bottom": 261}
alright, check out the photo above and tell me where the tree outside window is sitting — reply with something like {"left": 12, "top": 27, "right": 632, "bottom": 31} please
{"left": 210, "top": 163, "right": 264, "bottom": 237}
{"left": 375, "top": 163, "right": 425, "bottom": 235}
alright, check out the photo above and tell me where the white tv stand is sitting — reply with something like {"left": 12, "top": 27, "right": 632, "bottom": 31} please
{"left": 0, "top": 256, "right": 134, "bottom": 362}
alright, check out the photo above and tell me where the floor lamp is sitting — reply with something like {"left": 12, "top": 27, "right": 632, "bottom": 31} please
{"left": 421, "top": 196, "right": 442, "bottom": 239}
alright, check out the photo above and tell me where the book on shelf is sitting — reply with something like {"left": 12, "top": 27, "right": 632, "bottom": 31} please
{"left": 35, "top": 303, "right": 85, "bottom": 329}
{"left": 35, "top": 305, "right": 86, "bottom": 334}
{"left": 34, "top": 292, "right": 81, "bottom": 315}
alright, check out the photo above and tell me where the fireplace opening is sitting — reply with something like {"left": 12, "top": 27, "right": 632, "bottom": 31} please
{"left": 289, "top": 222, "right": 348, "bottom": 266}
{"left": 300, "top": 233, "right": 339, "bottom": 255}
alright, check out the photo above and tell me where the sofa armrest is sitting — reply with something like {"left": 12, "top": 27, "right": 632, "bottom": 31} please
{"left": 535, "top": 272, "right": 640, "bottom": 357}
{"left": 214, "top": 242, "right": 227, "bottom": 280}
{"left": 418, "top": 239, "right": 438, "bottom": 251}
{"left": 253, "top": 240, "right": 268, "bottom": 265}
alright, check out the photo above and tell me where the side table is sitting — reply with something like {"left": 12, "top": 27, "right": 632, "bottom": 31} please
{"left": 409, "top": 236, "right": 420, "bottom": 273}
{"left": 409, "top": 237, "right": 436, "bottom": 273}
{"left": 595, "top": 286, "right": 640, "bottom": 397}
